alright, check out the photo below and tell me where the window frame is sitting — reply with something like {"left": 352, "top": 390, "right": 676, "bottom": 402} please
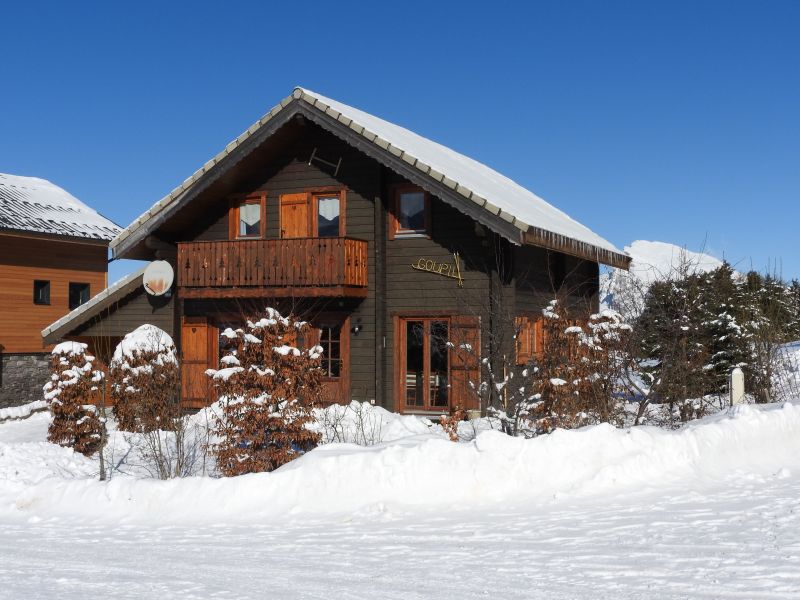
{"left": 33, "top": 280, "right": 51, "bottom": 306}
{"left": 389, "top": 185, "right": 431, "bottom": 240}
{"left": 228, "top": 192, "right": 267, "bottom": 240}
{"left": 310, "top": 188, "right": 346, "bottom": 238}
{"left": 396, "top": 316, "right": 451, "bottom": 412}
{"left": 68, "top": 282, "right": 90, "bottom": 310}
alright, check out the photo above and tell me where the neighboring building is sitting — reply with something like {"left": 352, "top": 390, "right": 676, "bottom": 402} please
{"left": 43, "top": 88, "right": 630, "bottom": 414}
{"left": 0, "top": 173, "right": 120, "bottom": 407}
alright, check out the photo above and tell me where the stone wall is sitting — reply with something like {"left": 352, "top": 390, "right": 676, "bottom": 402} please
{"left": 0, "top": 352, "right": 50, "bottom": 408}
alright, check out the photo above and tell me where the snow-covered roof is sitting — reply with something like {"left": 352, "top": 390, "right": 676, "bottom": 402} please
{"left": 111, "top": 87, "right": 630, "bottom": 268}
{"left": 42, "top": 265, "right": 147, "bottom": 343}
{"left": 0, "top": 173, "right": 121, "bottom": 241}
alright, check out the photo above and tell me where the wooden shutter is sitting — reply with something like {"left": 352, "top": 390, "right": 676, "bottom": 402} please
{"left": 449, "top": 315, "right": 481, "bottom": 411}
{"left": 181, "top": 316, "right": 218, "bottom": 409}
{"left": 515, "top": 316, "right": 545, "bottom": 365}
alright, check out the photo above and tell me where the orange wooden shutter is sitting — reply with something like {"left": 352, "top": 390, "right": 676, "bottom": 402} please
{"left": 449, "top": 315, "right": 481, "bottom": 411}
{"left": 515, "top": 316, "right": 531, "bottom": 365}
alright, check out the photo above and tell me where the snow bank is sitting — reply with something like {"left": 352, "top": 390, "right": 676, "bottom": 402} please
{"left": 2, "top": 401, "right": 799, "bottom": 523}
{"left": 0, "top": 401, "right": 47, "bottom": 422}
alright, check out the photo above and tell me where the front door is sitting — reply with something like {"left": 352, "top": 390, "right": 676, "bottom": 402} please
{"left": 181, "top": 316, "right": 218, "bottom": 409}
{"left": 280, "top": 193, "right": 310, "bottom": 238}
{"left": 397, "top": 317, "right": 451, "bottom": 412}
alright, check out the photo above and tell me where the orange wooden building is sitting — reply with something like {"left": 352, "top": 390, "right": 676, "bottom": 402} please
{"left": 0, "top": 173, "right": 120, "bottom": 408}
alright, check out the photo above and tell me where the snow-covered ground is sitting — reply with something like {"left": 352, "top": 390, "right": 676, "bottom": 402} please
{"left": 1, "top": 403, "right": 799, "bottom": 598}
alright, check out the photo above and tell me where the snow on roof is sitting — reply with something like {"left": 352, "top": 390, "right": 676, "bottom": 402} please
{"left": 42, "top": 265, "right": 147, "bottom": 342}
{"left": 111, "top": 88, "right": 629, "bottom": 267}
{"left": 0, "top": 173, "right": 121, "bottom": 241}
{"left": 299, "top": 88, "right": 622, "bottom": 255}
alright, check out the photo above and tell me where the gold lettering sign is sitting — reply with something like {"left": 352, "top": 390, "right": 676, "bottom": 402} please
{"left": 411, "top": 252, "right": 463, "bottom": 287}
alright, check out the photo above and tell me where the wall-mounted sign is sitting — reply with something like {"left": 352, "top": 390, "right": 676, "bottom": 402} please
{"left": 411, "top": 252, "right": 463, "bottom": 288}
{"left": 143, "top": 260, "right": 174, "bottom": 296}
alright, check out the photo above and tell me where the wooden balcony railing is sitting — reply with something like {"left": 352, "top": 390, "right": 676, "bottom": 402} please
{"left": 177, "top": 237, "right": 368, "bottom": 298}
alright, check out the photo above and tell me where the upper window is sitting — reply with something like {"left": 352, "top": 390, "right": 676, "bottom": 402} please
{"left": 392, "top": 187, "right": 430, "bottom": 238}
{"left": 238, "top": 203, "right": 261, "bottom": 237}
{"left": 33, "top": 280, "right": 51, "bottom": 305}
{"left": 230, "top": 193, "right": 265, "bottom": 239}
{"left": 315, "top": 194, "right": 341, "bottom": 238}
{"left": 69, "top": 283, "right": 90, "bottom": 310}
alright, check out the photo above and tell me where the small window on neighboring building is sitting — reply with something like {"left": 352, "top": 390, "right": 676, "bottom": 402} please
{"left": 33, "top": 280, "right": 51, "bottom": 305}
{"left": 392, "top": 187, "right": 430, "bottom": 238}
{"left": 69, "top": 283, "right": 90, "bottom": 310}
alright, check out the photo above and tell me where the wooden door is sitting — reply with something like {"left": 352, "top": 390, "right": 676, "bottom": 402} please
{"left": 310, "top": 316, "right": 350, "bottom": 405}
{"left": 280, "top": 193, "right": 310, "bottom": 238}
{"left": 181, "top": 316, "right": 218, "bottom": 409}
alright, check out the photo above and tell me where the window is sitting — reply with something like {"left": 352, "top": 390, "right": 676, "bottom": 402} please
{"left": 69, "top": 283, "right": 90, "bottom": 310}
{"left": 238, "top": 203, "right": 261, "bottom": 237}
{"left": 315, "top": 194, "right": 341, "bottom": 237}
{"left": 318, "top": 325, "right": 342, "bottom": 378}
{"left": 229, "top": 193, "right": 265, "bottom": 239}
{"left": 391, "top": 186, "right": 430, "bottom": 238}
{"left": 400, "top": 318, "right": 449, "bottom": 410}
{"left": 33, "top": 280, "right": 51, "bottom": 305}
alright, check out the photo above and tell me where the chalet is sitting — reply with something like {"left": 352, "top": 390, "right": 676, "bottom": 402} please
{"left": 0, "top": 173, "right": 120, "bottom": 408}
{"left": 43, "top": 88, "right": 630, "bottom": 415}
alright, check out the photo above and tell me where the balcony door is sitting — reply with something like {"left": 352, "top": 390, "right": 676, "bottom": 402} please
{"left": 280, "top": 193, "right": 310, "bottom": 238}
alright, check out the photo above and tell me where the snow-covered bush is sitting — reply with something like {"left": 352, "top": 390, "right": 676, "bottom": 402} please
{"left": 510, "top": 300, "right": 632, "bottom": 435}
{"left": 208, "top": 309, "right": 323, "bottom": 476}
{"left": 110, "top": 325, "right": 179, "bottom": 433}
{"left": 43, "top": 341, "right": 104, "bottom": 456}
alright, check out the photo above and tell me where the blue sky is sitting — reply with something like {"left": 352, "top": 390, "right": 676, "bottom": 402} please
{"left": 2, "top": 1, "right": 799, "bottom": 281}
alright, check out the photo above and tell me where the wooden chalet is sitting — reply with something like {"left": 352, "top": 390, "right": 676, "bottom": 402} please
{"left": 43, "top": 88, "right": 630, "bottom": 415}
{"left": 0, "top": 173, "right": 120, "bottom": 407}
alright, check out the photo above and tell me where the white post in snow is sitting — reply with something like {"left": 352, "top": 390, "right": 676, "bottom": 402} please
{"left": 730, "top": 367, "right": 745, "bottom": 407}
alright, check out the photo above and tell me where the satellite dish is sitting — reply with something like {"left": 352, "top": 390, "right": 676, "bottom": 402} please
{"left": 143, "top": 261, "right": 174, "bottom": 296}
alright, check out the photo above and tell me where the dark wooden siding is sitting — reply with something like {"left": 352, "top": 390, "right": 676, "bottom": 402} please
{"left": 514, "top": 245, "right": 600, "bottom": 315}
{"left": 74, "top": 289, "right": 175, "bottom": 339}
{"left": 381, "top": 172, "right": 493, "bottom": 410}
{"left": 188, "top": 125, "right": 382, "bottom": 403}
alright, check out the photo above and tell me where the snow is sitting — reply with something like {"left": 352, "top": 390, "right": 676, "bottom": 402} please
{"left": 112, "top": 324, "right": 177, "bottom": 365}
{"left": 0, "top": 172, "right": 121, "bottom": 240}
{"left": 601, "top": 240, "right": 726, "bottom": 316}
{"left": 0, "top": 401, "right": 47, "bottom": 423}
{"left": 51, "top": 341, "right": 88, "bottom": 356}
{"left": 1, "top": 401, "right": 799, "bottom": 597}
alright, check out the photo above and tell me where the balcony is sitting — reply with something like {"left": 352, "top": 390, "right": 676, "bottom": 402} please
{"left": 177, "top": 237, "right": 368, "bottom": 299}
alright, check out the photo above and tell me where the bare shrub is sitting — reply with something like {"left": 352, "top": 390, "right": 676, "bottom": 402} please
{"left": 317, "top": 401, "right": 385, "bottom": 446}
{"left": 209, "top": 308, "right": 323, "bottom": 476}
{"left": 43, "top": 342, "right": 105, "bottom": 456}
{"left": 440, "top": 405, "right": 465, "bottom": 442}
